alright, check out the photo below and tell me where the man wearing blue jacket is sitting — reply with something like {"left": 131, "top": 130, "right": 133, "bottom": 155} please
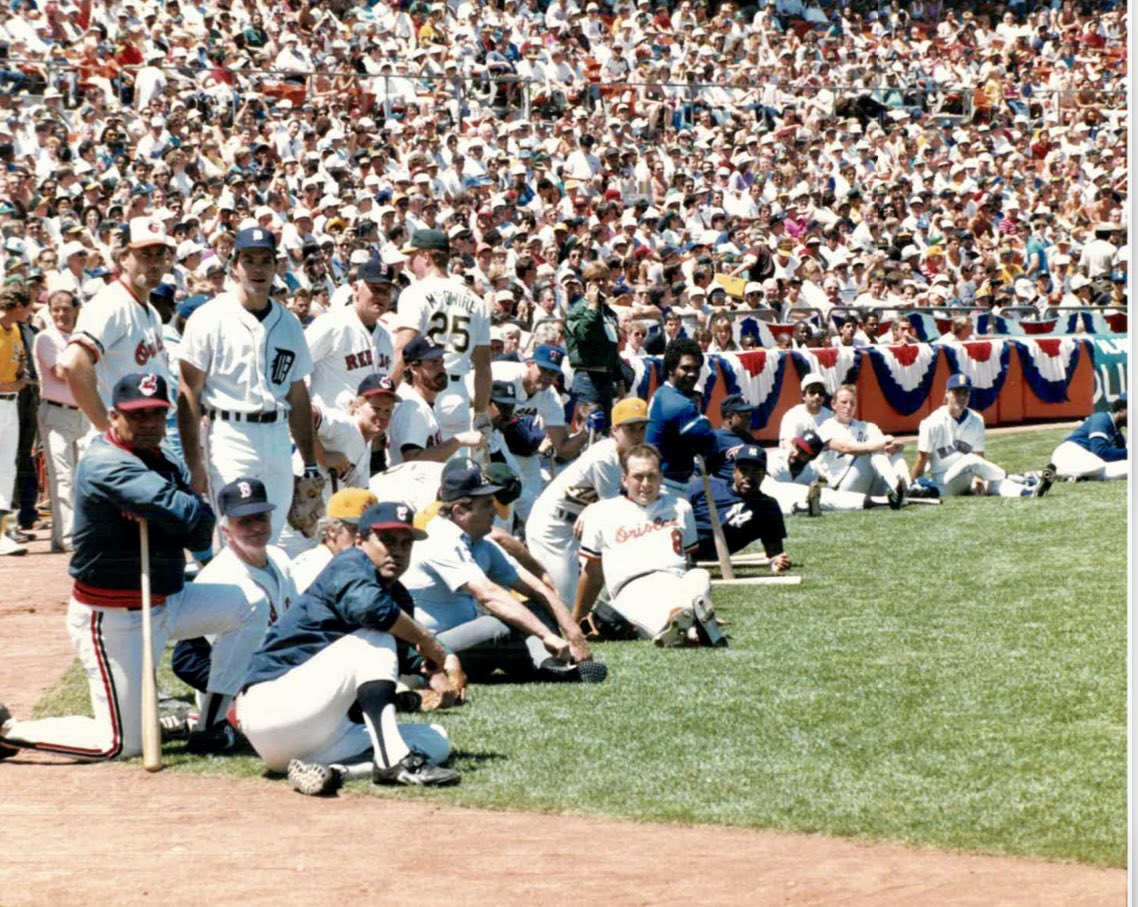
{"left": 646, "top": 337, "right": 717, "bottom": 491}
{"left": 1051, "top": 394, "right": 1128, "bottom": 481}
{"left": 0, "top": 373, "right": 263, "bottom": 761}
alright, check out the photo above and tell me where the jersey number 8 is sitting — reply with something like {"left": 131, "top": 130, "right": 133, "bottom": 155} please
{"left": 426, "top": 312, "right": 471, "bottom": 353}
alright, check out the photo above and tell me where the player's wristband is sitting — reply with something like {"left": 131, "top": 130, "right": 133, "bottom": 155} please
{"left": 302, "top": 464, "right": 321, "bottom": 480}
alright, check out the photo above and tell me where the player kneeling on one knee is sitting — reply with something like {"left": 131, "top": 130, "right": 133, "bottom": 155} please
{"left": 235, "top": 502, "right": 463, "bottom": 792}
{"left": 574, "top": 444, "right": 727, "bottom": 648}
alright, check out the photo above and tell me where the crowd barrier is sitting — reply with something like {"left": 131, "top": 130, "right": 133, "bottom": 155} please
{"left": 626, "top": 335, "right": 1121, "bottom": 440}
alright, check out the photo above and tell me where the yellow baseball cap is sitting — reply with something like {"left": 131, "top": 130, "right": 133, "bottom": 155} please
{"left": 327, "top": 488, "right": 378, "bottom": 522}
{"left": 612, "top": 397, "right": 649, "bottom": 426}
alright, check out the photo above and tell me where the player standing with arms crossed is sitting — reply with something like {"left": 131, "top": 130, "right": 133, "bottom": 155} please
{"left": 176, "top": 227, "right": 322, "bottom": 543}
{"left": 390, "top": 230, "right": 492, "bottom": 446}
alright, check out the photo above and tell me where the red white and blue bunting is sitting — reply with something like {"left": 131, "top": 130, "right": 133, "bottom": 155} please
{"left": 624, "top": 354, "right": 663, "bottom": 401}
{"left": 789, "top": 346, "right": 862, "bottom": 392}
{"left": 713, "top": 350, "right": 788, "bottom": 429}
{"left": 865, "top": 343, "right": 939, "bottom": 415}
{"left": 736, "top": 316, "right": 778, "bottom": 349}
{"left": 940, "top": 340, "right": 1011, "bottom": 412}
{"left": 1012, "top": 337, "right": 1082, "bottom": 403}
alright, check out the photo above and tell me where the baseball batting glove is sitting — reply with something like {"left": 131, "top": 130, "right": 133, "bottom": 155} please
{"left": 287, "top": 466, "right": 326, "bottom": 537}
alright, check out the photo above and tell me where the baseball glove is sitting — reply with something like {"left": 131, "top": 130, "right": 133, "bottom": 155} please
{"left": 401, "top": 658, "right": 468, "bottom": 712}
{"left": 287, "top": 471, "right": 326, "bottom": 537}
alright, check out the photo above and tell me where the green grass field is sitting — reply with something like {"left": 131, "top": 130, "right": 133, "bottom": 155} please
{"left": 34, "top": 428, "right": 1128, "bottom": 866}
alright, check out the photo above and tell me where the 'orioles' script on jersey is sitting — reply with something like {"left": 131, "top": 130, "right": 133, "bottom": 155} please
{"left": 614, "top": 515, "right": 679, "bottom": 544}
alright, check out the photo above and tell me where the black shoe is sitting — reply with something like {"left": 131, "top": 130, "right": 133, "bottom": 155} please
{"left": 1034, "top": 463, "right": 1056, "bottom": 498}
{"left": 185, "top": 721, "right": 243, "bottom": 755}
{"left": 887, "top": 479, "right": 904, "bottom": 510}
{"left": 372, "top": 751, "right": 460, "bottom": 787}
{"left": 288, "top": 759, "right": 344, "bottom": 796}
{"left": 537, "top": 657, "right": 608, "bottom": 684}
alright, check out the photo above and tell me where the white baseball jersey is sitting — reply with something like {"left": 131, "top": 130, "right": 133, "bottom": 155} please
{"left": 291, "top": 407, "right": 370, "bottom": 494}
{"left": 816, "top": 416, "right": 884, "bottom": 484}
{"left": 305, "top": 305, "right": 394, "bottom": 410}
{"left": 488, "top": 361, "right": 566, "bottom": 429}
{"left": 779, "top": 402, "right": 832, "bottom": 445}
{"left": 196, "top": 544, "right": 298, "bottom": 626}
{"left": 579, "top": 491, "right": 698, "bottom": 597}
{"left": 386, "top": 384, "right": 442, "bottom": 466}
{"left": 531, "top": 437, "right": 623, "bottom": 521}
{"left": 765, "top": 448, "right": 821, "bottom": 485}
{"left": 917, "top": 405, "right": 987, "bottom": 479}
{"left": 178, "top": 293, "right": 313, "bottom": 412}
{"left": 290, "top": 544, "right": 333, "bottom": 594}
{"left": 393, "top": 274, "right": 491, "bottom": 375}
{"left": 70, "top": 279, "right": 170, "bottom": 410}
{"left": 368, "top": 461, "right": 445, "bottom": 513}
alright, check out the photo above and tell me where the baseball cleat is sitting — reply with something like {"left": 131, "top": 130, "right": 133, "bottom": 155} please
{"left": 0, "top": 533, "right": 27, "bottom": 556}
{"left": 1034, "top": 463, "right": 1056, "bottom": 498}
{"left": 536, "top": 658, "right": 608, "bottom": 684}
{"left": 185, "top": 721, "right": 244, "bottom": 755}
{"left": 159, "top": 712, "right": 190, "bottom": 742}
{"left": 288, "top": 759, "right": 344, "bottom": 796}
{"left": 653, "top": 607, "right": 696, "bottom": 648}
{"left": 372, "top": 752, "right": 460, "bottom": 787}
{"left": 886, "top": 480, "right": 904, "bottom": 510}
{"left": 0, "top": 703, "right": 19, "bottom": 760}
{"left": 806, "top": 481, "right": 822, "bottom": 517}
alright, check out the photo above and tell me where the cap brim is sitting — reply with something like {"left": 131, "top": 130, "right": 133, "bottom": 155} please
{"left": 361, "top": 388, "right": 398, "bottom": 399}
{"left": 615, "top": 416, "right": 649, "bottom": 426}
{"left": 224, "top": 502, "right": 277, "bottom": 517}
{"left": 114, "top": 399, "right": 171, "bottom": 411}
{"left": 368, "top": 520, "right": 428, "bottom": 540}
{"left": 792, "top": 439, "right": 820, "bottom": 458}
{"left": 491, "top": 396, "right": 517, "bottom": 405}
{"left": 128, "top": 238, "right": 176, "bottom": 250}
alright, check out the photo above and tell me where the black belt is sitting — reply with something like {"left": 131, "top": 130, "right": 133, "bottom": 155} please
{"left": 45, "top": 399, "right": 80, "bottom": 411}
{"left": 207, "top": 408, "right": 280, "bottom": 424}
{"left": 449, "top": 374, "right": 464, "bottom": 382}
{"left": 553, "top": 505, "right": 581, "bottom": 523}
{"left": 0, "top": 393, "right": 15, "bottom": 401}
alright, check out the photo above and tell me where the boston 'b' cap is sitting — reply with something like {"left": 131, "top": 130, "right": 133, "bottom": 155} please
{"left": 358, "top": 257, "right": 397, "bottom": 285}
{"left": 720, "top": 393, "right": 755, "bottom": 415}
{"left": 794, "top": 430, "right": 825, "bottom": 459}
{"left": 734, "top": 444, "right": 767, "bottom": 467}
{"left": 359, "top": 501, "right": 428, "bottom": 539}
{"left": 327, "top": 488, "right": 378, "bottom": 523}
{"left": 233, "top": 226, "right": 277, "bottom": 254}
{"left": 403, "top": 335, "right": 446, "bottom": 362}
{"left": 112, "top": 372, "right": 171, "bottom": 411}
{"left": 946, "top": 373, "right": 972, "bottom": 390}
{"left": 401, "top": 228, "right": 450, "bottom": 255}
{"left": 218, "top": 477, "right": 276, "bottom": 517}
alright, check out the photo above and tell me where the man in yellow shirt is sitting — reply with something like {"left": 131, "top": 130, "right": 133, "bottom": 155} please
{"left": 0, "top": 283, "right": 31, "bottom": 556}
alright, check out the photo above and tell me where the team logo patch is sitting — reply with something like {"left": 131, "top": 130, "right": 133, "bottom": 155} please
{"left": 271, "top": 348, "right": 297, "bottom": 384}
{"left": 397, "top": 505, "right": 409, "bottom": 521}
{"left": 239, "top": 481, "right": 252, "bottom": 499}
{"left": 139, "top": 374, "right": 159, "bottom": 396}
{"left": 149, "top": 222, "right": 161, "bottom": 234}
{"left": 254, "top": 229, "right": 265, "bottom": 240}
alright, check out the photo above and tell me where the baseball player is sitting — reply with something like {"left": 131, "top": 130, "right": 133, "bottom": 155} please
{"left": 0, "top": 374, "right": 265, "bottom": 761}
{"left": 391, "top": 229, "right": 492, "bottom": 443}
{"left": 489, "top": 343, "right": 587, "bottom": 519}
{"left": 168, "top": 477, "right": 298, "bottom": 744}
{"left": 687, "top": 443, "right": 791, "bottom": 573}
{"left": 765, "top": 430, "right": 901, "bottom": 515}
{"left": 176, "top": 227, "right": 321, "bottom": 543}
{"left": 400, "top": 461, "right": 606, "bottom": 683}
{"left": 815, "top": 384, "right": 910, "bottom": 499}
{"left": 575, "top": 444, "right": 725, "bottom": 648}
{"left": 236, "top": 502, "right": 461, "bottom": 794}
{"left": 278, "top": 374, "right": 399, "bottom": 558}
{"left": 911, "top": 374, "right": 1052, "bottom": 497}
{"left": 292, "top": 489, "right": 379, "bottom": 594}
{"left": 60, "top": 217, "right": 175, "bottom": 433}
{"left": 369, "top": 461, "right": 446, "bottom": 514}
{"left": 386, "top": 336, "right": 484, "bottom": 466}
{"left": 0, "top": 284, "right": 30, "bottom": 556}
{"left": 778, "top": 372, "right": 833, "bottom": 453}
{"left": 1050, "top": 393, "right": 1127, "bottom": 481}
{"left": 527, "top": 397, "right": 650, "bottom": 606}
{"left": 710, "top": 394, "right": 758, "bottom": 481}
{"left": 305, "top": 257, "right": 396, "bottom": 412}
{"left": 645, "top": 337, "right": 717, "bottom": 491}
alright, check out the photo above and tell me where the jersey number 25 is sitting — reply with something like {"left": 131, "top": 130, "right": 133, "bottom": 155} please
{"left": 426, "top": 312, "right": 471, "bottom": 353}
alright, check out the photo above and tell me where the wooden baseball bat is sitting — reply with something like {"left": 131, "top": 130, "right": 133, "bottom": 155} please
{"left": 694, "top": 454, "right": 735, "bottom": 580}
{"left": 329, "top": 467, "right": 339, "bottom": 494}
{"left": 139, "top": 518, "right": 162, "bottom": 773}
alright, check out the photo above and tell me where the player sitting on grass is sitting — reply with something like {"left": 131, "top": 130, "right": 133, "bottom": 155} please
{"left": 1050, "top": 393, "right": 1127, "bottom": 482}
{"left": 574, "top": 444, "right": 727, "bottom": 648}
{"left": 910, "top": 374, "right": 1055, "bottom": 498}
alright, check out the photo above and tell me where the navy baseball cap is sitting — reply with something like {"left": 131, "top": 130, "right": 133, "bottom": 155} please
{"left": 358, "top": 374, "right": 398, "bottom": 398}
{"left": 403, "top": 336, "right": 446, "bottom": 362}
{"left": 530, "top": 343, "right": 566, "bottom": 373}
{"left": 359, "top": 501, "right": 427, "bottom": 540}
{"left": 734, "top": 444, "right": 767, "bottom": 468}
{"left": 177, "top": 293, "right": 210, "bottom": 319}
{"left": 149, "top": 282, "right": 175, "bottom": 306}
{"left": 720, "top": 394, "right": 755, "bottom": 415}
{"left": 233, "top": 226, "right": 277, "bottom": 254}
{"left": 946, "top": 373, "right": 973, "bottom": 390}
{"left": 358, "top": 257, "right": 396, "bottom": 285}
{"left": 218, "top": 477, "right": 275, "bottom": 517}
{"left": 491, "top": 380, "right": 518, "bottom": 405}
{"left": 439, "top": 459, "right": 503, "bottom": 502}
{"left": 794, "top": 430, "right": 824, "bottom": 459}
{"left": 112, "top": 373, "right": 170, "bottom": 411}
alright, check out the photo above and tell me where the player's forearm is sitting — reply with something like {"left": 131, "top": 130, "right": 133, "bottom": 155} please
{"left": 62, "top": 346, "right": 109, "bottom": 430}
{"left": 176, "top": 390, "right": 205, "bottom": 472}
{"left": 287, "top": 385, "right": 318, "bottom": 465}
{"left": 480, "top": 587, "right": 557, "bottom": 640}
{"left": 910, "top": 452, "right": 929, "bottom": 481}
{"left": 471, "top": 345, "right": 491, "bottom": 414}
{"left": 490, "top": 530, "right": 554, "bottom": 587}
{"left": 571, "top": 561, "right": 604, "bottom": 623}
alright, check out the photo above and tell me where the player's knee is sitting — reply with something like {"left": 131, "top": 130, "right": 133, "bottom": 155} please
{"left": 403, "top": 722, "right": 451, "bottom": 764}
